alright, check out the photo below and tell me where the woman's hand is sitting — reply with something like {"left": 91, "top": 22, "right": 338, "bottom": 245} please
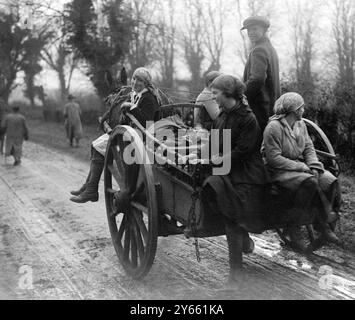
{"left": 299, "top": 162, "right": 312, "bottom": 173}
{"left": 121, "top": 102, "right": 132, "bottom": 108}
{"left": 180, "top": 153, "right": 198, "bottom": 163}
{"left": 121, "top": 102, "right": 133, "bottom": 115}
{"left": 311, "top": 168, "right": 322, "bottom": 179}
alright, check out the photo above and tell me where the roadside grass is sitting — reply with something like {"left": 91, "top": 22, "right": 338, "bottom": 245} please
{"left": 26, "top": 118, "right": 101, "bottom": 163}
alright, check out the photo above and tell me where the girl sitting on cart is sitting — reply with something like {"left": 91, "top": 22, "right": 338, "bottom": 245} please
{"left": 70, "top": 67, "right": 161, "bottom": 203}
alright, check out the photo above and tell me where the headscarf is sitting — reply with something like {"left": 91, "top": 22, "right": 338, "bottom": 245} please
{"left": 132, "top": 67, "right": 162, "bottom": 105}
{"left": 270, "top": 92, "right": 304, "bottom": 121}
{"left": 211, "top": 74, "right": 248, "bottom": 105}
{"left": 205, "top": 71, "right": 222, "bottom": 87}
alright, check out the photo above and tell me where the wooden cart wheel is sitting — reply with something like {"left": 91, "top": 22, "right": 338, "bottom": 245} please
{"left": 304, "top": 118, "right": 340, "bottom": 177}
{"left": 104, "top": 125, "right": 158, "bottom": 279}
{"left": 304, "top": 119, "right": 341, "bottom": 228}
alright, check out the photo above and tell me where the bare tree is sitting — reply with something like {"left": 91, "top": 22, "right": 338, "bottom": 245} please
{"left": 182, "top": 0, "right": 205, "bottom": 92}
{"left": 201, "top": 0, "right": 226, "bottom": 73}
{"left": 331, "top": 0, "right": 355, "bottom": 86}
{"left": 287, "top": 0, "right": 319, "bottom": 101}
{"left": 154, "top": 0, "right": 176, "bottom": 88}
{"left": 128, "top": 0, "right": 158, "bottom": 72}
{"left": 41, "top": 40, "right": 78, "bottom": 101}
{"left": 328, "top": 0, "right": 355, "bottom": 154}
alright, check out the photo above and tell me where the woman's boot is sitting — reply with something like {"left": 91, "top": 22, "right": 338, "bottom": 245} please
{"left": 70, "top": 159, "right": 104, "bottom": 203}
{"left": 242, "top": 230, "right": 254, "bottom": 254}
{"left": 317, "top": 216, "right": 342, "bottom": 246}
{"left": 225, "top": 221, "right": 245, "bottom": 285}
{"left": 70, "top": 172, "right": 91, "bottom": 196}
{"left": 286, "top": 225, "right": 308, "bottom": 252}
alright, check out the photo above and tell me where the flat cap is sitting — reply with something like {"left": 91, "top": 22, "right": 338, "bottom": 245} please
{"left": 241, "top": 16, "right": 270, "bottom": 30}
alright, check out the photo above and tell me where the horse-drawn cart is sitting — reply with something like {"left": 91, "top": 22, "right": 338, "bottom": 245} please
{"left": 103, "top": 103, "right": 341, "bottom": 279}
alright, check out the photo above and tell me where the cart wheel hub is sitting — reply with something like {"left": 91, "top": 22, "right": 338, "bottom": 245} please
{"left": 114, "top": 190, "right": 131, "bottom": 214}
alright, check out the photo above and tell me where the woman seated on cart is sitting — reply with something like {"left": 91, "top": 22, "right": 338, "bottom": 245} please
{"left": 70, "top": 67, "right": 161, "bottom": 203}
{"left": 199, "top": 74, "right": 270, "bottom": 284}
{"left": 262, "top": 92, "right": 342, "bottom": 251}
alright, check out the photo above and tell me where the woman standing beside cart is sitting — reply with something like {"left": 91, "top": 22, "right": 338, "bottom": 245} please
{"left": 201, "top": 74, "right": 270, "bottom": 284}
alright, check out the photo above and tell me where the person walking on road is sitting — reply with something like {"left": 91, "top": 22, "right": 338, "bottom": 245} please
{"left": 1, "top": 105, "right": 29, "bottom": 166}
{"left": 242, "top": 16, "right": 280, "bottom": 132}
{"left": 63, "top": 94, "right": 83, "bottom": 147}
{"left": 0, "top": 96, "right": 8, "bottom": 155}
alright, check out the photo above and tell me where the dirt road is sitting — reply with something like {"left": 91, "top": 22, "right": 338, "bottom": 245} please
{"left": 0, "top": 141, "right": 355, "bottom": 300}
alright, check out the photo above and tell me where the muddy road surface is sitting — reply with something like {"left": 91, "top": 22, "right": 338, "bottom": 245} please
{"left": 0, "top": 141, "right": 355, "bottom": 300}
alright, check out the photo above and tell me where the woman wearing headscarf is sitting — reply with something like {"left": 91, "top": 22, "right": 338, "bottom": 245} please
{"left": 70, "top": 67, "right": 160, "bottom": 203}
{"left": 262, "top": 92, "right": 341, "bottom": 250}
{"left": 201, "top": 74, "right": 270, "bottom": 284}
{"left": 194, "top": 71, "right": 222, "bottom": 130}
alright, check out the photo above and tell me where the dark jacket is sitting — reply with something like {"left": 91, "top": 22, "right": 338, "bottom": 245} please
{"left": 101, "top": 87, "right": 159, "bottom": 129}
{"left": 243, "top": 36, "right": 280, "bottom": 131}
{"left": 212, "top": 103, "right": 269, "bottom": 185}
{"left": 129, "top": 91, "right": 159, "bottom": 126}
{"left": 202, "top": 103, "right": 270, "bottom": 232}
{"left": 0, "top": 98, "right": 7, "bottom": 136}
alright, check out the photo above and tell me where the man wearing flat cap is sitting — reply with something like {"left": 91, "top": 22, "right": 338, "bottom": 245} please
{"left": 242, "top": 16, "right": 280, "bottom": 132}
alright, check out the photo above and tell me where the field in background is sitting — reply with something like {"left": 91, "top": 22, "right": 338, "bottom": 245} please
{"left": 9, "top": 88, "right": 104, "bottom": 126}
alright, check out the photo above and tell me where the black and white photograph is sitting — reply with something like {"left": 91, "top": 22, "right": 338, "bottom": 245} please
{"left": 0, "top": 0, "right": 355, "bottom": 303}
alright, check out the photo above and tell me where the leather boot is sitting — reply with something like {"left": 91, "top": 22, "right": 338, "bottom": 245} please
{"left": 70, "top": 159, "right": 104, "bottom": 203}
{"left": 242, "top": 230, "right": 255, "bottom": 254}
{"left": 287, "top": 225, "right": 308, "bottom": 253}
{"left": 318, "top": 219, "right": 342, "bottom": 246}
{"left": 70, "top": 172, "right": 91, "bottom": 196}
{"left": 70, "top": 184, "right": 87, "bottom": 196}
{"left": 225, "top": 222, "right": 245, "bottom": 285}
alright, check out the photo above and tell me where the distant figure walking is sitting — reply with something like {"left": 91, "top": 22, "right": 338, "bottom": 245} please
{"left": 0, "top": 96, "right": 8, "bottom": 154}
{"left": 63, "top": 94, "right": 83, "bottom": 147}
{"left": 1, "top": 105, "right": 29, "bottom": 166}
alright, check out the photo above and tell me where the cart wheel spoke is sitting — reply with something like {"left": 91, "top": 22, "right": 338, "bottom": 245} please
{"left": 133, "top": 209, "right": 148, "bottom": 244}
{"left": 131, "top": 201, "right": 148, "bottom": 214}
{"left": 111, "top": 145, "right": 126, "bottom": 184}
{"left": 123, "top": 220, "right": 131, "bottom": 261}
{"left": 107, "top": 164, "right": 122, "bottom": 187}
{"left": 107, "top": 187, "right": 119, "bottom": 194}
{"left": 132, "top": 218, "right": 145, "bottom": 260}
{"left": 131, "top": 167, "right": 146, "bottom": 201}
{"left": 127, "top": 164, "right": 140, "bottom": 193}
{"left": 130, "top": 223, "right": 138, "bottom": 268}
{"left": 116, "top": 214, "right": 127, "bottom": 244}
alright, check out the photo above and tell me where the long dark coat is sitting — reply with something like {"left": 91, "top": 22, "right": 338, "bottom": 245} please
{"left": 202, "top": 103, "right": 270, "bottom": 233}
{"left": 1, "top": 112, "right": 28, "bottom": 159}
{"left": 243, "top": 36, "right": 280, "bottom": 131}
